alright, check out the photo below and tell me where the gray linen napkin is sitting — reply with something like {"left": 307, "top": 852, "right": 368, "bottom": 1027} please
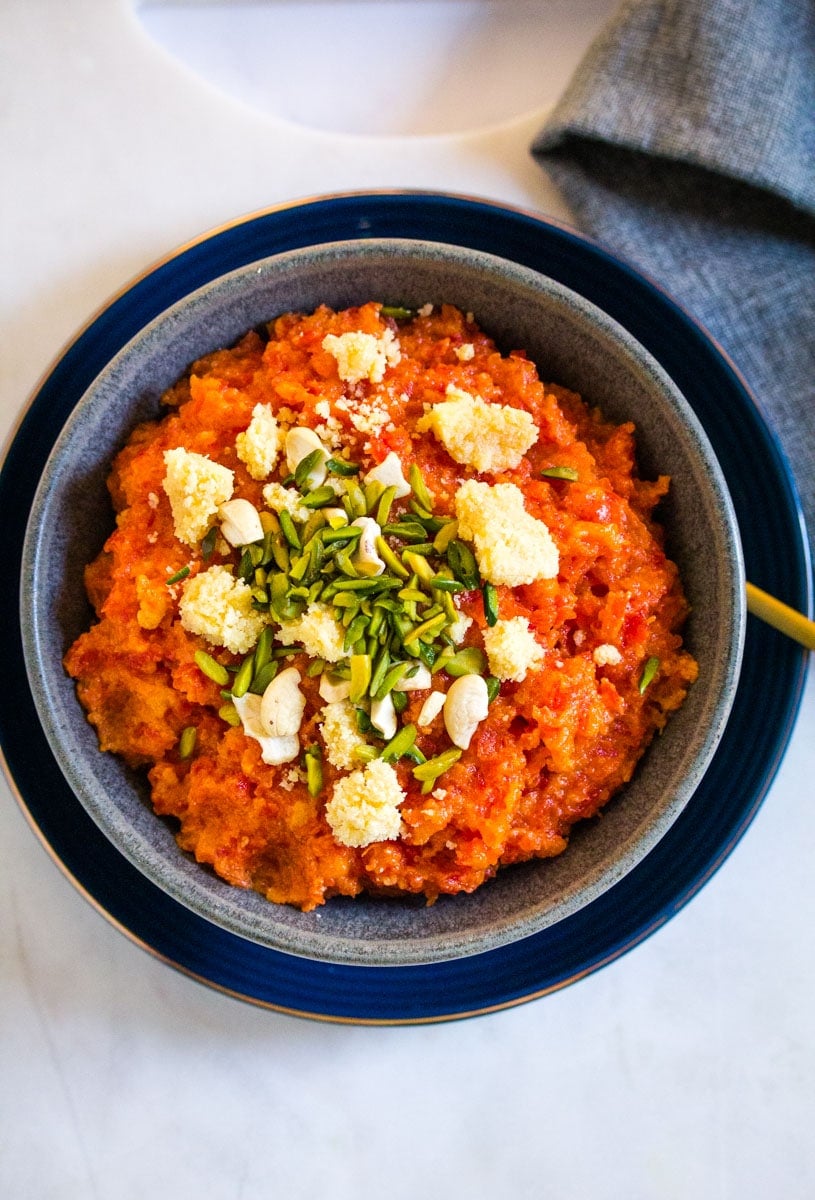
{"left": 532, "top": 0, "right": 815, "bottom": 563}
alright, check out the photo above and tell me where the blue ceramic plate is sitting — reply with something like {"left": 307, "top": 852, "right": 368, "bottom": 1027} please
{"left": 1, "top": 192, "right": 810, "bottom": 1021}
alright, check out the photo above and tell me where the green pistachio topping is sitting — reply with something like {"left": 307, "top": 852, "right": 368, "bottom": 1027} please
{"left": 540, "top": 466, "right": 579, "bottom": 482}
{"left": 638, "top": 656, "right": 660, "bottom": 693}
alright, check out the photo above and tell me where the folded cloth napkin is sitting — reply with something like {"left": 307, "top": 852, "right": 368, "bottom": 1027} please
{"left": 532, "top": 0, "right": 815, "bottom": 565}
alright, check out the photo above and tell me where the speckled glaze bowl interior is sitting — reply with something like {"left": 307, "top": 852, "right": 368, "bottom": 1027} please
{"left": 21, "top": 239, "right": 745, "bottom": 965}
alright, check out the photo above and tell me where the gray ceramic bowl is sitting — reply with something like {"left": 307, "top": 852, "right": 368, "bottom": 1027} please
{"left": 21, "top": 239, "right": 745, "bottom": 965}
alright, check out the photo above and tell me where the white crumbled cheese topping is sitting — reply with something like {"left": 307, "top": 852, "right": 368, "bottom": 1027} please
{"left": 418, "top": 303, "right": 433, "bottom": 317}
{"left": 483, "top": 617, "right": 545, "bottom": 682}
{"left": 261, "top": 480, "right": 312, "bottom": 524}
{"left": 235, "top": 403, "right": 280, "bottom": 480}
{"left": 324, "top": 759, "right": 406, "bottom": 848}
{"left": 334, "top": 392, "right": 395, "bottom": 441}
{"left": 455, "top": 479, "right": 559, "bottom": 586}
{"left": 275, "top": 602, "right": 347, "bottom": 663}
{"left": 322, "top": 328, "right": 401, "bottom": 385}
{"left": 455, "top": 343, "right": 475, "bottom": 361}
{"left": 320, "top": 699, "right": 368, "bottom": 770}
{"left": 179, "top": 565, "right": 268, "bottom": 655}
{"left": 162, "top": 448, "right": 234, "bottom": 546}
{"left": 309, "top": 400, "right": 347, "bottom": 453}
{"left": 593, "top": 643, "right": 623, "bottom": 667}
{"left": 417, "top": 385, "right": 537, "bottom": 474}
{"left": 314, "top": 415, "right": 346, "bottom": 451}
{"left": 147, "top": 491, "right": 159, "bottom": 510}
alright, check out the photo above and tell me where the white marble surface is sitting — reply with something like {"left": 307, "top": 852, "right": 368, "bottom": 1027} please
{"left": 2, "top": 3, "right": 813, "bottom": 1196}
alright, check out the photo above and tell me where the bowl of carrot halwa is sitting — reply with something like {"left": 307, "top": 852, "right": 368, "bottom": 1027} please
{"left": 21, "top": 239, "right": 744, "bottom": 965}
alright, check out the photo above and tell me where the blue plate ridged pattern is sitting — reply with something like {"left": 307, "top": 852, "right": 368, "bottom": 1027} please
{"left": 0, "top": 192, "right": 809, "bottom": 1022}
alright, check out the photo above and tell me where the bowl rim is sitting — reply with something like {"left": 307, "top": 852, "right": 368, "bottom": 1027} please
{"left": 20, "top": 236, "right": 746, "bottom": 965}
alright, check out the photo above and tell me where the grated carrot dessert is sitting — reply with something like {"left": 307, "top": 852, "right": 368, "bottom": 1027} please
{"left": 65, "top": 302, "right": 698, "bottom": 910}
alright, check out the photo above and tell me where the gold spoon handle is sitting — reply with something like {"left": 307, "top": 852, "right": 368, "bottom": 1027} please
{"left": 746, "top": 582, "right": 815, "bottom": 650}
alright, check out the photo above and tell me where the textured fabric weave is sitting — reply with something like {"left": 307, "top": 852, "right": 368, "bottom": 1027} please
{"left": 532, "top": 0, "right": 815, "bottom": 561}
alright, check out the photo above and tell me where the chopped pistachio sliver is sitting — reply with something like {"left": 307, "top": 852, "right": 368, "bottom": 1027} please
{"left": 304, "top": 745, "right": 323, "bottom": 796}
{"left": 398, "top": 587, "right": 428, "bottom": 605}
{"left": 415, "top": 641, "right": 437, "bottom": 669}
{"left": 355, "top": 707, "right": 374, "bottom": 734}
{"left": 367, "top": 605, "right": 386, "bottom": 639}
{"left": 200, "top": 526, "right": 218, "bottom": 560}
{"left": 431, "top": 645, "right": 455, "bottom": 674}
{"left": 430, "top": 575, "right": 465, "bottom": 593}
{"left": 344, "top": 612, "right": 370, "bottom": 651}
{"left": 382, "top": 520, "right": 428, "bottom": 543}
{"left": 380, "top": 305, "right": 414, "bottom": 320}
{"left": 178, "top": 726, "right": 197, "bottom": 759}
{"left": 218, "top": 702, "right": 241, "bottom": 727}
{"left": 541, "top": 465, "right": 579, "bottom": 482}
{"left": 334, "top": 546, "right": 359, "bottom": 577}
{"left": 300, "top": 485, "right": 336, "bottom": 509}
{"left": 369, "top": 646, "right": 391, "bottom": 697}
{"left": 638, "top": 656, "right": 660, "bottom": 694}
{"left": 485, "top": 675, "right": 501, "bottom": 703}
{"left": 410, "top": 501, "right": 433, "bottom": 522}
{"left": 326, "top": 456, "right": 361, "bottom": 477}
{"left": 249, "top": 660, "right": 278, "bottom": 695}
{"left": 447, "top": 539, "right": 480, "bottom": 589}
{"left": 380, "top": 723, "right": 417, "bottom": 763}
{"left": 402, "top": 743, "right": 426, "bottom": 764}
{"left": 343, "top": 480, "right": 367, "bottom": 519}
{"left": 253, "top": 627, "right": 273, "bottom": 672}
{"left": 294, "top": 448, "right": 325, "bottom": 490}
{"left": 353, "top": 744, "right": 378, "bottom": 763}
{"left": 301, "top": 510, "right": 327, "bottom": 545}
{"left": 288, "top": 549, "right": 311, "bottom": 583}
{"left": 412, "top": 747, "right": 462, "bottom": 783}
{"left": 403, "top": 612, "right": 448, "bottom": 646}
{"left": 194, "top": 649, "right": 230, "bottom": 687}
{"left": 482, "top": 582, "right": 499, "bottom": 627}
{"left": 433, "top": 520, "right": 458, "bottom": 554}
{"left": 259, "top": 509, "right": 281, "bottom": 534}
{"left": 349, "top": 653, "right": 372, "bottom": 703}
{"left": 402, "top": 549, "right": 435, "bottom": 583}
{"left": 232, "top": 654, "right": 254, "bottom": 699}
{"left": 323, "top": 525, "right": 362, "bottom": 545}
{"left": 278, "top": 509, "right": 301, "bottom": 550}
{"left": 375, "top": 660, "right": 411, "bottom": 700}
{"left": 443, "top": 646, "right": 487, "bottom": 677}
{"left": 166, "top": 566, "right": 191, "bottom": 585}
{"left": 375, "top": 484, "right": 399, "bottom": 527}
{"left": 270, "top": 533, "right": 290, "bottom": 572}
{"left": 364, "top": 479, "right": 385, "bottom": 514}
{"left": 410, "top": 506, "right": 446, "bottom": 533}
{"left": 374, "top": 535, "right": 410, "bottom": 579}
{"left": 408, "top": 464, "right": 434, "bottom": 513}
